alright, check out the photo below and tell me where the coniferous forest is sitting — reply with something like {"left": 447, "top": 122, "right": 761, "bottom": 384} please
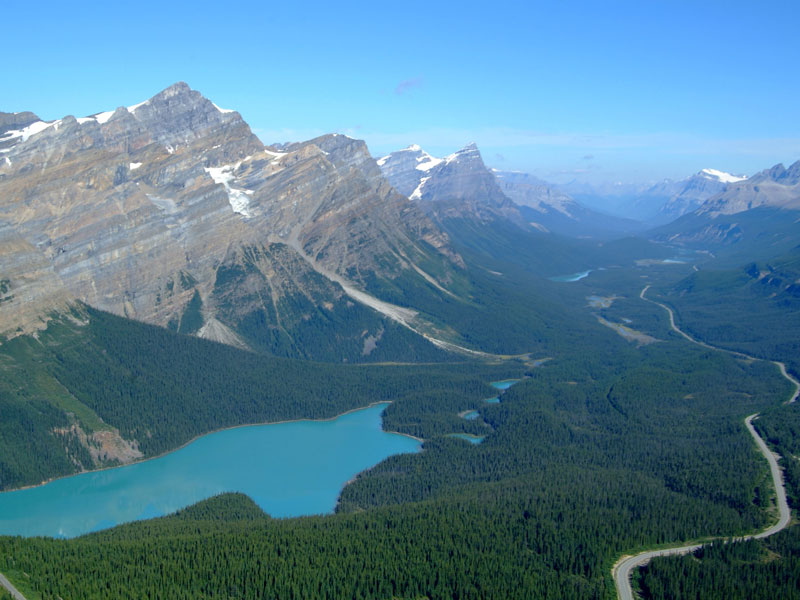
{"left": 0, "top": 222, "right": 798, "bottom": 599}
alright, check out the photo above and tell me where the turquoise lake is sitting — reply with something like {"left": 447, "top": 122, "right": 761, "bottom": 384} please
{"left": 0, "top": 404, "right": 419, "bottom": 539}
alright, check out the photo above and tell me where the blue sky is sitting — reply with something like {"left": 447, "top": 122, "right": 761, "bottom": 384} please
{"left": 5, "top": 0, "right": 799, "bottom": 183}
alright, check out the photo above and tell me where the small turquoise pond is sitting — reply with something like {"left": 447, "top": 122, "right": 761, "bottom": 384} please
{"left": 0, "top": 404, "right": 420, "bottom": 539}
{"left": 485, "top": 397, "right": 501, "bottom": 403}
{"left": 462, "top": 410, "right": 480, "bottom": 420}
{"left": 491, "top": 379, "right": 520, "bottom": 391}
{"left": 448, "top": 434, "right": 485, "bottom": 445}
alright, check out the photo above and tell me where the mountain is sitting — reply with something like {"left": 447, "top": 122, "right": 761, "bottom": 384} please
{"left": 377, "top": 143, "right": 523, "bottom": 224}
{"left": 657, "top": 168, "right": 747, "bottom": 221}
{"left": 559, "top": 168, "right": 746, "bottom": 225}
{"left": 649, "top": 161, "right": 800, "bottom": 264}
{"left": 492, "top": 170, "right": 644, "bottom": 237}
{"left": 696, "top": 161, "right": 800, "bottom": 216}
{"left": 0, "top": 83, "right": 463, "bottom": 361}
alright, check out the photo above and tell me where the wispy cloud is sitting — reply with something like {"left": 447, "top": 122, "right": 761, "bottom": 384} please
{"left": 394, "top": 77, "right": 423, "bottom": 96}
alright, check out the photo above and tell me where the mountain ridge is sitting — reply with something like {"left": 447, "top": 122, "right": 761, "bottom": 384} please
{"left": 0, "top": 83, "right": 464, "bottom": 361}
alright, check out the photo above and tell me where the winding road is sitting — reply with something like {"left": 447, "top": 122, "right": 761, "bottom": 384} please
{"left": 0, "top": 572, "right": 26, "bottom": 600}
{"left": 612, "top": 286, "right": 799, "bottom": 600}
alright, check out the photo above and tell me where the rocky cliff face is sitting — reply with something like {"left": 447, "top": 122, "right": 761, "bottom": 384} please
{"left": 0, "top": 83, "right": 461, "bottom": 358}
{"left": 377, "top": 143, "right": 523, "bottom": 225}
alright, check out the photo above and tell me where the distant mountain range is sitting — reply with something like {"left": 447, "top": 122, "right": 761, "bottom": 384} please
{"left": 377, "top": 144, "right": 640, "bottom": 237}
{"left": 650, "top": 160, "right": 800, "bottom": 263}
{"left": 2, "top": 81, "right": 798, "bottom": 361}
{"left": 561, "top": 168, "right": 748, "bottom": 224}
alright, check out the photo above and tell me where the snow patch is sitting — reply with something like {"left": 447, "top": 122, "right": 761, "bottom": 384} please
{"left": 127, "top": 100, "right": 149, "bottom": 112}
{"left": 76, "top": 117, "right": 96, "bottom": 124}
{"left": 445, "top": 143, "right": 479, "bottom": 164}
{"left": 376, "top": 154, "right": 390, "bottom": 167}
{"left": 205, "top": 163, "right": 254, "bottom": 217}
{"left": 93, "top": 111, "right": 115, "bottom": 124}
{"left": 409, "top": 176, "right": 430, "bottom": 200}
{"left": 701, "top": 168, "right": 747, "bottom": 183}
{"left": 165, "top": 144, "right": 175, "bottom": 154}
{"left": 129, "top": 162, "right": 142, "bottom": 170}
{"left": 0, "top": 120, "right": 59, "bottom": 142}
{"left": 212, "top": 103, "right": 235, "bottom": 114}
{"left": 416, "top": 154, "right": 443, "bottom": 172}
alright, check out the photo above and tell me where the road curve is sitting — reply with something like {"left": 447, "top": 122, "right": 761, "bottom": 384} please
{"left": 613, "top": 286, "right": 796, "bottom": 600}
{"left": 0, "top": 572, "right": 27, "bottom": 600}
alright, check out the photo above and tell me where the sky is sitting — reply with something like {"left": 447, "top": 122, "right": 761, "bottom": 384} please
{"left": 4, "top": 0, "right": 800, "bottom": 184}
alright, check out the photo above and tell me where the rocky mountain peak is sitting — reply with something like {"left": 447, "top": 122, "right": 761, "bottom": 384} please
{"left": 377, "top": 142, "right": 523, "bottom": 225}
{"left": 449, "top": 142, "right": 480, "bottom": 158}
{"left": 692, "top": 159, "right": 800, "bottom": 217}
{"left": 159, "top": 81, "right": 192, "bottom": 98}
{"left": 751, "top": 161, "right": 800, "bottom": 186}
{"left": 0, "top": 85, "right": 463, "bottom": 351}
{"left": 749, "top": 162, "right": 787, "bottom": 184}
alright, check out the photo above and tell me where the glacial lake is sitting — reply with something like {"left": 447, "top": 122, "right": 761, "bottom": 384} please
{"left": 0, "top": 404, "right": 420, "bottom": 539}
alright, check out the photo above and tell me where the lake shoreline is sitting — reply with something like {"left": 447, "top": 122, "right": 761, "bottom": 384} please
{"left": 3, "top": 401, "right": 423, "bottom": 496}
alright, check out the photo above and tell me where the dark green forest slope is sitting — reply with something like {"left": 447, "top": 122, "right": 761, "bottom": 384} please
{"left": 1, "top": 219, "right": 797, "bottom": 599}
{"left": 0, "top": 300, "right": 791, "bottom": 599}
{"left": 0, "top": 307, "right": 518, "bottom": 491}
{"left": 653, "top": 245, "right": 800, "bottom": 375}
{"left": 635, "top": 401, "right": 800, "bottom": 600}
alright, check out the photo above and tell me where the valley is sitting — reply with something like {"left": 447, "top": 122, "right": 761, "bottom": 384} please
{"left": 1, "top": 81, "right": 799, "bottom": 600}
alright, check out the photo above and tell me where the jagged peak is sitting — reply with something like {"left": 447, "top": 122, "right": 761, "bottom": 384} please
{"left": 158, "top": 81, "right": 192, "bottom": 98}
{"left": 445, "top": 142, "right": 482, "bottom": 165}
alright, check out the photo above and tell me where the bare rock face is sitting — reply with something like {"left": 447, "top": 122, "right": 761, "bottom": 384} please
{"left": 696, "top": 161, "right": 800, "bottom": 217}
{"left": 0, "top": 83, "right": 461, "bottom": 355}
{"left": 377, "top": 143, "right": 524, "bottom": 225}
{"left": 0, "top": 222, "right": 73, "bottom": 334}
{"left": 657, "top": 169, "right": 747, "bottom": 220}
